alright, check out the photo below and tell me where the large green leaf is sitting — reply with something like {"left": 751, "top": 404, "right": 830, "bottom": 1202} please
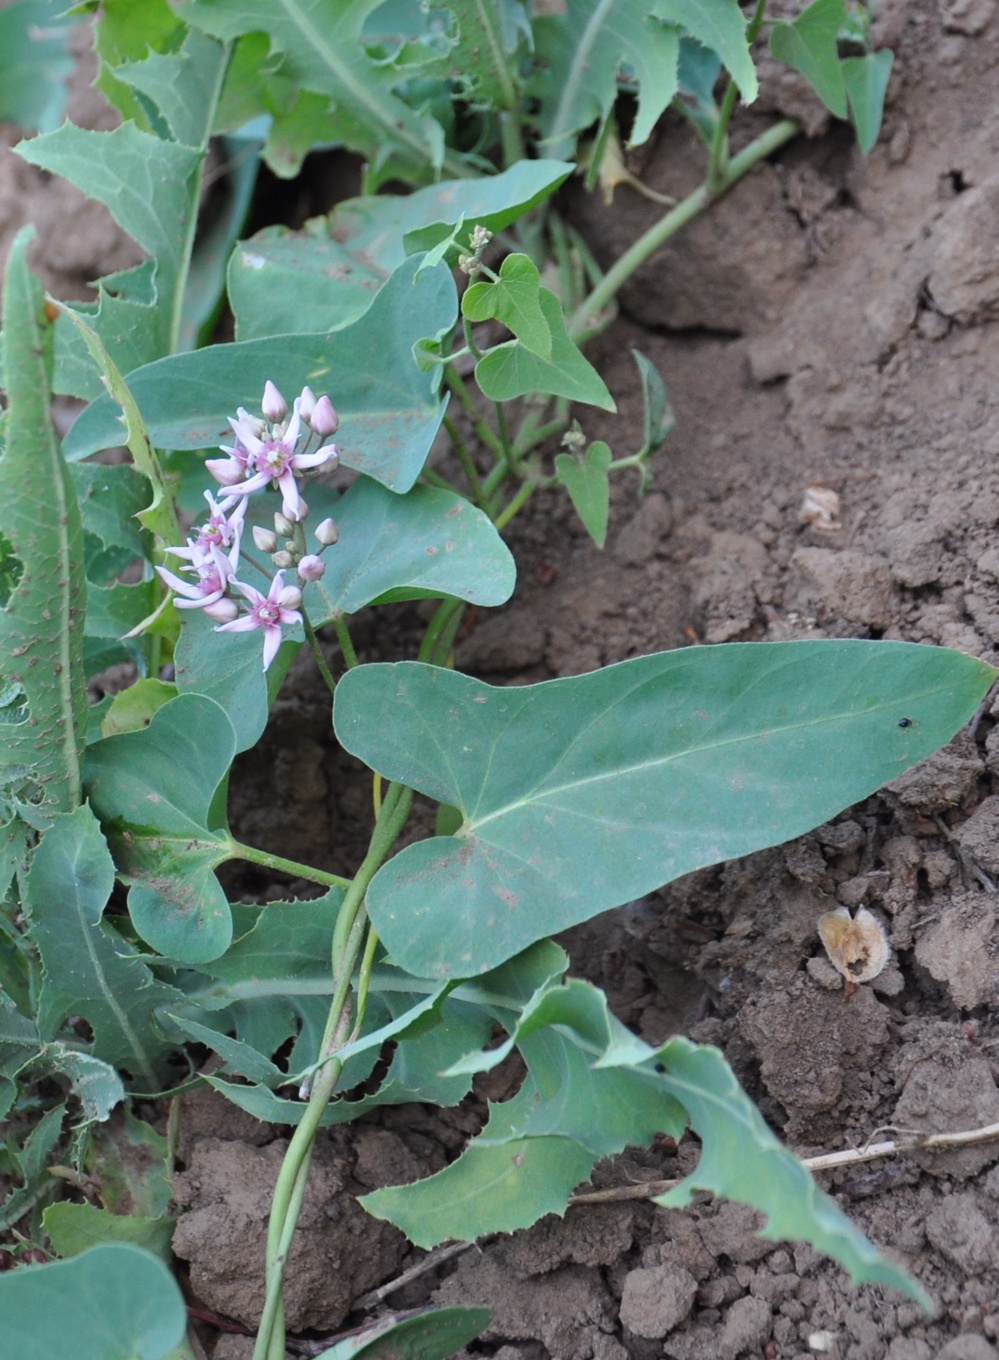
{"left": 0, "top": 1243, "right": 185, "bottom": 1360}
{"left": 653, "top": 1037, "right": 928, "bottom": 1304}
{"left": 230, "top": 161, "right": 572, "bottom": 340}
{"left": 23, "top": 805, "right": 179, "bottom": 1088}
{"left": 364, "top": 974, "right": 927, "bottom": 1305}
{"left": 178, "top": 0, "right": 466, "bottom": 183}
{"left": 0, "top": 0, "right": 78, "bottom": 133}
{"left": 306, "top": 478, "right": 516, "bottom": 613}
{"left": 16, "top": 27, "right": 228, "bottom": 400}
{"left": 530, "top": 0, "right": 681, "bottom": 156}
{"left": 62, "top": 256, "right": 457, "bottom": 494}
{"left": 84, "top": 694, "right": 237, "bottom": 964}
{"left": 0, "top": 230, "right": 88, "bottom": 819}
{"left": 334, "top": 641, "right": 995, "bottom": 977}
{"left": 425, "top": 0, "right": 529, "bottom": 111}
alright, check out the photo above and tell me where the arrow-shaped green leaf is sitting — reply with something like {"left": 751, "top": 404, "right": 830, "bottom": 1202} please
{"left": 334, "top": 641, "right": 996, "bottom": 977}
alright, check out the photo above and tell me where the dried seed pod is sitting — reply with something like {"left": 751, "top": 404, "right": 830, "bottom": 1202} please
{"left": 817, "top": 906, "right": 890, "bottom": 987}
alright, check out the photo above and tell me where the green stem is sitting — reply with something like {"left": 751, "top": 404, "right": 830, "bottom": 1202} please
{"left": 494, "top": 400, "right": 515, "bottom": 473}
{"left": 443, "top": 413, "right": 489, "bottom": 508}
{"left": 706, "top": 0, "right": 769, "bottom": 192}
{"left": 418, "top": 598, "right": 466, "bottom": 666}
{"left": 494, "top": 478, "right": 536, "bottom": 532}
{"left": 332, "top": 614, "right": 359, "bottom": 669}
{"left": 569, "top": 118, "right": 799, "bottom": 339}
{"left": 302, "top": 608, "right": 338, "bottom": 697}
{"left": 228, "top": 840, "right": 350, "bottom": 891}
{"left": 514, "top": 415, "right": 570, "bottom": 459}
{"left": 445, "top": 367, "right": 504, "bottom": 458}
{"left": 255, "top": 783, "right": 413, "bottom": 1360}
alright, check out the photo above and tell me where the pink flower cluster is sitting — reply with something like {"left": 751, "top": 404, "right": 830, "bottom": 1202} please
{"left": 156, "top": 382, "right": 340, "bottom": 670}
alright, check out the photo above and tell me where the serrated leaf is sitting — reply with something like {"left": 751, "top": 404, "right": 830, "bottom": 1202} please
{"left": 655, "top": 0, "right": 756, "bottom": 104}
{"left": 177, "top": 0, "right": 465, "bottom": 184}
{"left": 554, "top": 440, "right": 612, "bottom": 547}
{"left": 0, "top": 1243, "right": 185, "bottom": 1360}
{"left": 675, "top": 36, "right": 722, "bottom": 142}
{"left": 313, "top": 1307, "right": 491, "bottom": 1360}
{"left": 23, "top": 805, "right": 179, "bottom": 1088}
{"left": 39, "top": 1047, "right": 125, "bottom": 1123}
{"left": 843, "top": 50, "right": 893, "bottom": 155}
{"left": 463, "top": 253, "right": 552, "bottom": 359}
{"left": 43, "top": 1202, "right": 174, "bottom": 1261}
{"left": 84, "top": 695, "right": 237, "bottom": 965}
{"left": 769, "top": 0, "right": 848, "bottom": 120}
{"left": 63, "top": 255, "right": 457, "bottom": 494}
{"left": 0, "top": 230, "right": 87, "bottom": 818}
{"left": 530, "top": 0, "right": 682, "bottom": 157}
{"left": 334, "top": 642, "right": 996, "bottom": 977}
{"left": 475, "top": 287, "right": 615, "bottom": 410}
{"left": 0, "top": 1103, "right": 64, "bottom": 1231}
{"left": 71, "top": 464, "right": 152, "bottom": 585}
{"left": 426, "top": 0, "right": 529, "bottom": 111}
{"left": 229, "top": 161, "right": 572, "bottom": 340}
{"left": 653, "top": 1037, "right": 929, "bottom": 1305}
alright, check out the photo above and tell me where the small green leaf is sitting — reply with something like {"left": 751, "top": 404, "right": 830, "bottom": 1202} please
{"left": 38, "top": 1047, "right": 125, "bottom": 1123}
{"left": 0, "top": 1243, "right": 185, "bottom": 1360}
{"left": 475, "top": 288, "right": 615, "bottom": 411}
{"left": 632, "top": 348, "right": 674, "bottom": 455}
{"left": 334, "top": 643, "right": 996, "bottom": 977}
{"left": 85, "top": 694, "right": 237, "bottom": 964}
{"left": 843, "top": 50, "right": 893, "bottom": 154}
{"left": 554, "top": 440, "right": 612, "bottom": 548}
{"left": 769, "top": 0, "right": 848, "bottom": 120}
{"left": 463, "top": 254, "right": 552, "bottom": 359}
{"left": 313, "top": 1307, "right": 491, "bottom": 1360}
{"left": 654, "top": 1037, "right": 930, "bottom": 1306}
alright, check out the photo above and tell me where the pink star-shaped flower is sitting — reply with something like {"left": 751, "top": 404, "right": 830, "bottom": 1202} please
{"left": 213, "top": 572, "right": 303, "bottom": 670}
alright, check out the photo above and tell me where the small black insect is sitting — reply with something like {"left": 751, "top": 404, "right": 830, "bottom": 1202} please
{"left": 897, "top": 717, "right": 914, "bottom": 728}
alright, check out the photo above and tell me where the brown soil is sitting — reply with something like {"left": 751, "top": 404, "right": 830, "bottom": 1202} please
{"left": 6, "top": 3, "right": 999, "bottom": 1357}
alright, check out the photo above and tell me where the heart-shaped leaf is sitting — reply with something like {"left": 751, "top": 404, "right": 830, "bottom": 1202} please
{"left": 463, "top": 254, "right": 552, "bottom": 359}
{"left": 334, "top": 642, "right": 996, "bottom": 977}
{"left": 85, "top": 694, "right": 237, "bottom": 963}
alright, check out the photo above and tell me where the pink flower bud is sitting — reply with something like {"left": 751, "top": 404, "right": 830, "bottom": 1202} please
{"left": 205, "top": 457, "right": 246, "bottom": 487}
{"left": 298, "top": 554, "right": 326, "bottom": 581}
{"left": 274, "top": 512, "right": 295, "bottom": 537}
{"left": 314, "top": 517, "right": 338, "bottom": 546}
{"left": 277, "top": 584, "right": 303, "bottom": 610}
{"left": 272, "top": 550, "right": 295, "bottom": 569}
{"left": 252, "top": 526, "right": 279, "bottom": 553}
{"left": 261, "top": 380, "right": 287, "bottom": 422}
{"left": 311, "top": 396, "right": 339, "bottom": 437}
{"left": 298, "top": 386, "right": 317, "bottom": 422}
{"left": 202, "top": 597, "right": 240, "bottom": 623}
